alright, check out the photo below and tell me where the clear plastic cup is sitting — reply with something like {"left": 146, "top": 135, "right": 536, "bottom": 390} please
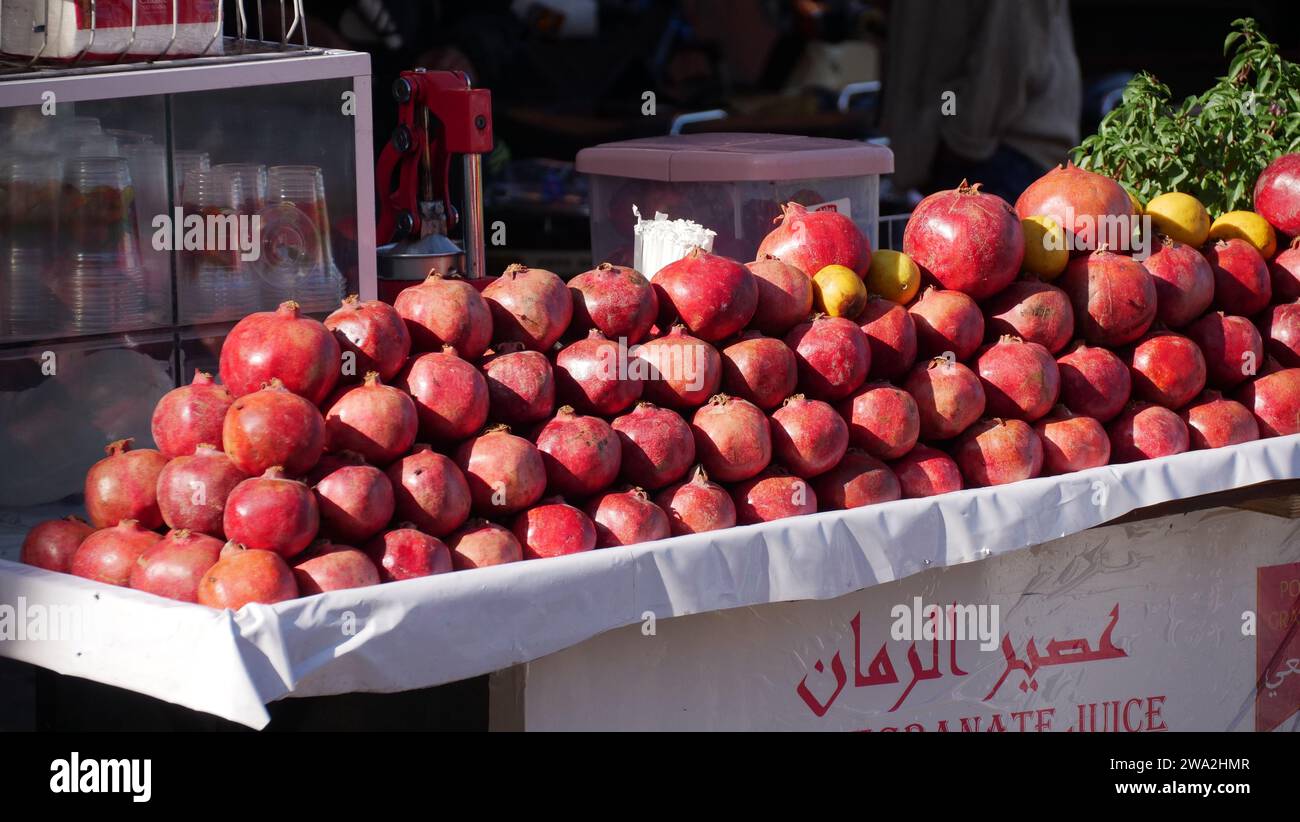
{"left": 262, "top": 164, "right": 343, "bottom": 310}
{"left": 214, "top": 163, "right": 268, "bottom": 215}
{"left": 180, "top": 167, "right": 262, "bottom": 322}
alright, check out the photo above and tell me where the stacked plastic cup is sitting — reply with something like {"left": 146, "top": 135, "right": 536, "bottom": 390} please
{"left": 180, "top": 166, "right": 262, "bottom": 323}
{"left": 261, "top": 165, "right": 344, "bottom": 311}
{"left": 0, "top": 153, "right": 63, "bottom": 339}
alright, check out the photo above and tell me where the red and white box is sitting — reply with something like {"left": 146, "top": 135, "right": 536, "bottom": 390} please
{"left": 1, "top": 0, "right": 223, "bottom": 61}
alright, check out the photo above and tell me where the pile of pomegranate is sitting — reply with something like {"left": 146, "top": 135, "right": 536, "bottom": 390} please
{"left": 21, "top": 155, "right": 1300, "bottom": 611}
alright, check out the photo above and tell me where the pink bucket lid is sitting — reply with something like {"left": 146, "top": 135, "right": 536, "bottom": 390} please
{"left": 576, "top": 133, "right": 893, "bottom": 182}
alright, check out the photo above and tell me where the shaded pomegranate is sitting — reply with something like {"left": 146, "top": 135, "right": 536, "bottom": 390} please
{"left": 1142, "top": 237, "right": 1214, "bottom": 327}
{"left": 21, "top": 515, "right": 94, "bottom": 573}
{"left": 983, "top": 280, "right": 1074, "bottom": 353}
{"left": 1107, "top": 403, "right": 1190, "bottom": 461}
{"left": 890, "top": 444, "right": 964, "bottom": 498}
{"left": 838, "top": 382, "right": 920, "bottom": 460}
{"left": 733, "top": 469, "right": 817, "bottom": 524}
{"left": 770, "top": 395, "right": 848, "bottom": 478}
{"left": 691, "top": 394, "right": 772, "bottom": 482}
{"left": 1235, "top": 368, "right": 1300, "bottom": 437}
{"left": 653, "top": 248, "right": 758, "bottom": 341}
{"left": 611, "top": 402, "right": 695, "bottom": 490}
{"left": 398, "top": 349, "right": 490, "bottom": 443}
{"left": 633, "top": 325, "right": 722, "bottom": 407}
{"left": 745, "top": 255, "right": 815, "bottom": 335}
{"left": 1269, "top": 239, "right": 1300, "bottom": 301}
{"left": 293, "top": 543, "right": 381, "bottom": 594}
{"left": 555, "top": 330, "right": 642, "bottom": 415}
{"left": 953, "top": 418, "right": 1044, "bottom": 487}
{"left": 313, "top": 458, "right": 395, "bottom": 544}
{"left": 903, "top": 358, "right": 986, "bottom": 439}
{"left": 1253, "top": 153, "right": 1300, "bottom": 236}
{"left": 1260, "top": 300, "right": 1300, "bottom": 367}
{"left": 323, "top": 372, "right": 418, "bottom": 465}
{"left": 1056, "top": 343, "right": 1131, "bottom": 422}
{"left": 156, "top": 444, "right": 248, "bottom": 537}
{"left": 454, "top": 426, "right": 548, "bottom": 515}
{"left": 1206, "top": 238, "right": 1271, "bottom": 316}
{"left": 219, "top": 300, "right": 341, "bottom": 404}
{"left": 151, "top": 370, "right": 234, "bottom": 458}
{"left": 785, "top": 315, "right": 870, "bottom": 401}
{"left": 1033, "top": 407, "right": 1110, "bottom": 474}
{"left": 757, "top": 201, "right": 871, "bottom": 277}
{"left": 325, "top": 295, "right": 412, "bottom": 382}
{"left": 909, "top": 287, "right": 985, "bottom": 361}
{"left": 719, "top": 333, "right": 798, "bottom": 410}
{"left": 70, "top": 520, "right": 161, "bottom": 587}
{"left": 394, "top": 272, "right": 492, "bottom": 359}
{"left": 976, "top": 336, "right": 1061, "bottom": 421}
{"left": 859, "top": 295, "right": 918, "bottom": 379}
{"left": 568, "top": 262, "right": 658, "bottom": 344}
{"left": 812, "top": 450, "right": 901, "bottom": 510}
{"left": 197, "top": 544, "right": 298, "bottom": 609}
{"left": 535, "top": 407, "right": 622, "bottom": 499}
{"left": 1059, "top": 249, "right": 1156, "bottom": 346}
{"left": 904, "top": 180, "right": 1023, "bottom": 299}
{"left": 1014, "top": 162, "right": 1132, "bottom": 252}
{"left": 482, "top": 346, "right": 555, "bottom": 424}
{"left": 128, "top": 529, "right": 223, "bottom": 602}
{"left": 366, "top": 526, "right": 453, "bottom": 581}
{"left": 1180, "top": 391, "right": 1259, "bottom": 449}
{"left": 84, "top": 438, "right": 167, "bottom": 529}
{"left": 513, "top": 500, "right": 597, "bottom": 559}
{"left": 447, "top": 520, "right": 523, "bottom": 570}
{"left": 222, "top": 378, "right": 326, "bottom": 477}
{"left": 1128, "top": 332, "right": 1207, "bottom": 409}
{"left": 223, "top": 467, "right": 319, "bottom": 558}
{"left": 654, "top": 466, "right": 738, "bottom": 535}
{"left": 384, "top": 445, "right": 471, "bottom": 537}
{"left": 586, "top": 488, "right": 671, "bottom": 547}
{"left": 482, "top": 264, "right": 572, "bottom": 351}
{"left": 1185, "top": 311, "right": 1264, "bottom": 389}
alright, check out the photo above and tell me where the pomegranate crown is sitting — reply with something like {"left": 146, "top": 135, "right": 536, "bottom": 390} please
{"left": 342, "top": 293, "right": 361, "bottom": 306}
{"left": 104, "top": 438, "right": 135, "bottom": 456}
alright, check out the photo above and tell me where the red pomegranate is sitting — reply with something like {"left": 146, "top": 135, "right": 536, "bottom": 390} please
{"left": 719, "top": 333, "right": 798, "bottom": 410}
{"left": 1206, "top": 239, "right": 1271, "bottom": 316}
{"left": 323, "top": 372, "right": 418, "bottom": 465}
{"left": 398, "top": 349, "right": 490, "bottom": 443}
{"left": 976, "top": 336, "right": 1061, "bottom": 421}
{"left": 366, "top": 526, "right": 453, "bottom": 581}
{"left": 653, "top": 248, "right": 758, "bottom": 341}
{"left": 1253, "top": 153, "right": 1300, "bottom": 236}
{"left": 838, "top": 382, "right": 920, "bottom": 460}
{"left": 983, "top": 280, "right": 1075, "bottom": 353}
{"left": 568, "top": 262, "right": 658, "bottom": 344}
{"left": 482, "top": 264, "right": 572, "bottom": 351}
{"left": 1142, "top": 237, "right": 1214, "bottom": 328}
{"left": 733, "top": 470, "right": 817, "bottom": 524}
{"left": 859, "top": 296, "right": 918, "bottom": 380}
{"left": 654, "top": 466, "right": 738, "bottom": 535}
{"left": 953, "top": 418, "right": 1044, "bottom": 487}
{"left": 223, "top": 467, "right": 320, "bottom": 558}
{"left": 454, "top": 426, "right": 548, "bottom": 515}
{"left": 1186, "top": 311, "right": 1264, "bottom": 389}
{"left": 757, "top": 202, "right": 870, "bottom": 278}
{"left": 1128, "top": 332, "right": 1207, "bottom": 409}
{"left": 1180, "top": 391, "right": 1259, "bottom": 449}
{"left": 812, "top": 450, "right": 901, "bottom": 510}
{"left": 325, "top": 295, "right": 411, "bottom": 382}
{"left": 151, "top": 370, "right": 234, "bottom": 459}
{"left": 1059, "top": 249, "right": 1157, "bottom": 346}
{"left": 196, "top": 544, "right": 298, "bottom": 609}
{"left": 70, "top": 520, "right": 161, "bottom": 587}
{"left": 219, "top": 301, "right": 341, "bottom": 404}
{"left": 1107, "top": 403, "right": 1190, "bottom": 461}
{"left": 513, "top": 500, "right": 597, "bottom": 559}
{"left": 1269, "top": 238, "right": 1300, "bottom": 301}
{"left": 890, "top": 444, "right": 964, "bottom": 498}
{"left": 785, "top": 315, "right": 870, "bottom": 401}
{"left": 482, "top": 347, "right": 556, "bottom": 425}
{"left": 1235, "top": 369, "right": 1300, "bottom": 437}
{"left": 745, "top": 256, "right": 815, "bottom": 335}
{"left": 1057, "top": 343, "right": 1132, "bottom": 422}
{"left": 691, "top": 394, "right": 772, "bottom": 482}
{"left": 21, "top": 515, "right": 94, "bottom": 573}
{"left": 586, "top": 488, "right": 671, "bottom": 547}
{"left": 633, "top": 325, "right": 722, "bottom": 407}
{"left": 903, "top": 180, "right": 1023, "bottom": 299}
{"left": 156, "top": 444, "right": 248, "bottom": 537}
{"left": 1260, "top": 300, "right": 1300, "bottom": 367}
{"left": 128, "top": 529, "right": 223, "bottom": 603}
{"left": 1014, "top": 162, "right": 1133, "bottom": 253}
{"left": 611, "top": 402, "right": 696, "bottom": 490}
{"left": 394, "top": 272, "right": 493, "bottom": 359}
{"left": 447, "top": 520, "right": 523, "bottom": 570}
{"left": 385, "top": 445, "right": 471, "bottom": 537}
{"left": 535, "top": 407, "right": 622, "bottom": 499}
{"left": 908, "top": 287, "right": 985, "bottom": 361}
{"left": 770, "top": 395, "right": 849, "bottom": 478}
{"left": 313, "top": 459, "right": 395, "bottom": 544}
{"left": 222, "top": 378, "right": 326, "bottom": 477}
{"left": 293, "top": 543, "right": 381, "bottom": 595}
{"left": 903, "top": 358, "right": 986, "bottom": 439}
{"left": 555, "top": 330, "right": 642, "bottom": 415}
{"left": 84, "top": 438, "right": 167, "bottom": 529}
{"left": 1033, "top": 407, "right": 1110, "bottom": 474}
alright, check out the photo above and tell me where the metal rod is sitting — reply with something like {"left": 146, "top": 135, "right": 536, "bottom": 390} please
{"left": 71, "top": 0, "right": 96, "bottom": 65}
{"left": 25, "top": 0, "right": 51, "bottom": 67}
{"left": 113, "top": 0, "right": 139, "bottom": 63}
{"left": 285, "top": 0, "right": 300, "bottom": 44}
{"left": 279, "top": 0, "right": 286, "bottom": 48}
{"left": 257, "top": 0, "right": 265, "bottom": 45}
{"left": 235, "top": 0, "right": 248, "bottom": 50}
{"left": 199, "top": 0, "right": 223, "bottom": 57}
{"left": 152, "top": 0, "right": 179, "bottom": 62}
{"left": 297, "top": 0, "right": 308, "bottom": 47}
{"left": 463, "top": 153, "right": 486, "bottom": 280}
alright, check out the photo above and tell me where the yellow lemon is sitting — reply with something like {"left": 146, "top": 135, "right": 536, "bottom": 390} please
{"left": 1209, "top": 210, "right": 1277, "bottom": 258}
{"left": 863, "top": 250, "right": 921, "bottom": 305}
{"left": 813, "top": 264, "right": 869, "bottom": 318}
{"left": 1145, "top": 192, "right": 1211, "bottom": 246}
{"left": 1124, "top": 187, "right": 1144, "bottom": 215}
{"left": 1020, "top": 215, "right": 1069, "bottom": 279}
